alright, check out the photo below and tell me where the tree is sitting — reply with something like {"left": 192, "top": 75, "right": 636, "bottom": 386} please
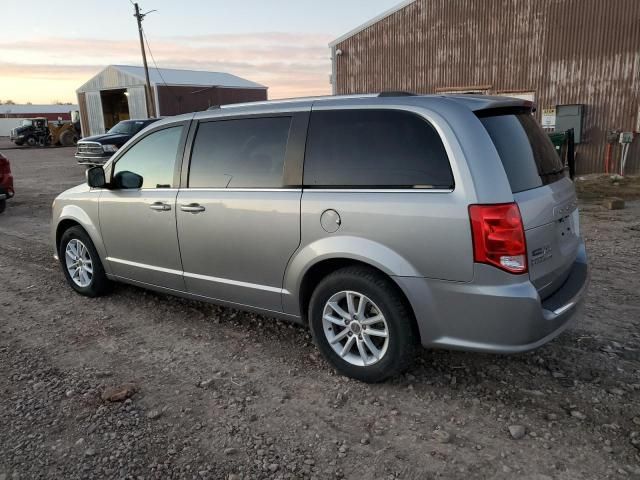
{"left": 3, "top": 100, "right": 15, "bottom": 105}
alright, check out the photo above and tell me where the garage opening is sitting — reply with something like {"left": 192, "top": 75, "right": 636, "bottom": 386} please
{"left": 100, "top": 89, "right": 130, "bottom": 131}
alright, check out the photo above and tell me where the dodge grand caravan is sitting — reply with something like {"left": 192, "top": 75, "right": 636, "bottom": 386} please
{"left": 52, "top": 94, "right": 589, "bottom": 382}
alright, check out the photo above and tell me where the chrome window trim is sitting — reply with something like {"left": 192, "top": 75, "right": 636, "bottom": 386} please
{"left": 180, "top": 188, "right": 302, "bottom": 193}
{"left": 302, "top": 188, "right": 454, "bottom": 194}
{"left": 177, "top": 188, "right": 451, "bottom": 193}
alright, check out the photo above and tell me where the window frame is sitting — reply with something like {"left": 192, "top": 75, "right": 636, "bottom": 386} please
{"left": 301, "top": 107, "right": 455, "bottom": 190}
{"left": 106, "top": 119, "right": 191, "bottom": 190}
{"left": 181, "top": 111, "right": 309, "bottom": 190}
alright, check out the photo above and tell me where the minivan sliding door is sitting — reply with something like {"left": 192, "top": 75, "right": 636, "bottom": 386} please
{"left": 176, "top": 113, "right": 307, "bottom": 312}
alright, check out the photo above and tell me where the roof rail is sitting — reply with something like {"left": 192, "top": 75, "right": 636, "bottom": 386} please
{"left": 378, "top": 91, "right": 416, "bottom": 97}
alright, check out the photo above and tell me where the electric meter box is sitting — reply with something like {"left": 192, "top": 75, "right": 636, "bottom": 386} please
{"left": 619, "top": 132, "right": 634, "bottom": 144}
{"left": 555, "top": 104, "right": 585, "bottom": 143}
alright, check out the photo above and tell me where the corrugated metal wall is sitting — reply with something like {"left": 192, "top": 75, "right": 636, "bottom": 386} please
{"left": 77, "top": 66, "right": 143, "bottom": 93}
{"left": 85, "top": 92, "right": 105, "bottom": 136}
{"left": 127, "top": 86, "right": 148, "bottom": 119}
{"left": 156, "top": 86, "right": 267, "bottom": 116}
{"left": 334, "top": 0, "right": 640, "bottom": 174}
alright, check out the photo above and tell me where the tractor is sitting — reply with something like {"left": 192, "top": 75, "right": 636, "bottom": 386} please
{"left": 9, "top": 111, "right": 81, "bottom": 147}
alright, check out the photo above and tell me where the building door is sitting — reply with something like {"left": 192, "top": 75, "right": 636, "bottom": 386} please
{"left": 85, "top": 91, "right": 105, "bottom": 136}
{"left": 127, "top": 86, "right": 148, "bottom": 119}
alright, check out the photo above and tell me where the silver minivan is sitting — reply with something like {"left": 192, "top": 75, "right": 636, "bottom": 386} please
{"left": 52, "top": 94, "right": 589, "bottom": 382}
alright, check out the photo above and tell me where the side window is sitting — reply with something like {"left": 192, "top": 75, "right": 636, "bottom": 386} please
{"left": 303, "top": 109, "right": 454, "bottom": 188}
{"left": 113, "top": 126, "right": 183, "bottom": 188}
{"left": 189, "top": 117, "right": 291, "bottom": 188}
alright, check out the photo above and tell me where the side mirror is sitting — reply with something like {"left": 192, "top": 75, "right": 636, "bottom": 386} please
{"left": 113, "top": 171, "right": 143, "bottom": 189}
{"left": 86, "top": 166, "right": 106, "bottom": 188}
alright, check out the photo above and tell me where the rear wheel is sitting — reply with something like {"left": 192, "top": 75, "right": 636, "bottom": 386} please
{"left": 58, "top": 226, "right": 110, "bottom": 297}
{"left": 309, "top": 266, "right": 418, "bottom": 382}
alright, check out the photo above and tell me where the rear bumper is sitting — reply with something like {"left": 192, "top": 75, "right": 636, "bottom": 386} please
{"left": 395, "top": 240, "right": 589, "bottom": 353}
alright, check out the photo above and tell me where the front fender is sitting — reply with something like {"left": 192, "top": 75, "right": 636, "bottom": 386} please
{"left": 53, "top": 203, "right": 109, "bottom": 274}
{"left": 282, "top": 235, "right": 420, "bottom": 316}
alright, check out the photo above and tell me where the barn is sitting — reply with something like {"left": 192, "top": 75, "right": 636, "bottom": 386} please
{"left": 329, "top": 0, "right": 640, "bottom": 174}
{"left": 76, "top": 65, "right": 267, "bottom": 137}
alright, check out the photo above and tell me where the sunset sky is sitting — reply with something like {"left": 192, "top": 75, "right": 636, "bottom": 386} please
{"left": 1, "top": 0, "right": 400, "bottom": 104}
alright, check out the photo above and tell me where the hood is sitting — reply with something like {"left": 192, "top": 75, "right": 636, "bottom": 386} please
{"left": 80, "top": 132, "right": 131, "bottom": 146}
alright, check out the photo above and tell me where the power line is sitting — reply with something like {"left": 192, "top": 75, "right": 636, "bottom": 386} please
{"left": 141, "top": 28, "right": 184, "bottom": 110}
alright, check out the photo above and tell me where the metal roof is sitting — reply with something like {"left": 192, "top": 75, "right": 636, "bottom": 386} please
{"left": 0, "top": 104, "right": 79, "bottom": 115}
{"left": 113, "top": 65, "right": 265, "bottom": 89}
{"left": 329, "top": 0, "right": 417, "bottom": 47}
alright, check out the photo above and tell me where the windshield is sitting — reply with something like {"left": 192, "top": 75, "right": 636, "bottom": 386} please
{"left": 20, "top": 120, "right": 33, "bottom": 127}
{"left": 479, "top": 111, "right": 566, "bottom": 193}
{"left": 108, "top": 120, "right": 147, "bottom": 136}
{"left": 108, "top": 122, "right": 134, "bottom": 135}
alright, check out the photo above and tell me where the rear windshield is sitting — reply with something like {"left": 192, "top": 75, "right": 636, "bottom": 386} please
{"left": 479, "top": 111, "right": 565, "bottom": 193}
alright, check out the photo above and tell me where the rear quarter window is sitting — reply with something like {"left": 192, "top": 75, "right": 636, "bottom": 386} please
{"left": 479, "top": 111, "right": 565, "bottom": 193}
{"left": 303, "top": 109, "right": 454, "bottom": 189}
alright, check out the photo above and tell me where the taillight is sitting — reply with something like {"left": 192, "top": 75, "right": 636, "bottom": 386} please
{"left": 469, "top": 203, "right": 528, "bottom": 274}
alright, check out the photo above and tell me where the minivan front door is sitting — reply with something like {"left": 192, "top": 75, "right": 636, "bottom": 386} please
{"left": 176, "top": 115, "right": 304, "bottom": 312}
{"left": 100, "top": 124, "right": 187, "bottom": 291}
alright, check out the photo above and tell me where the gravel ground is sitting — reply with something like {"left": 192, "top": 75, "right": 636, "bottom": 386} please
{"left": 1, "top": 144, "right": 639, "bottom": 480}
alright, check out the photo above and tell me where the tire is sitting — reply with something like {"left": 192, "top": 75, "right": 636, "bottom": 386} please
{"left": 58, "top": 226, "right": 110, "bottom": 297}
{"left": 59, "top": 130, "right": 75, "bottom": 147}
{"left": 25, "top": 136, "right": 36, "bottom": 147}
{"left": 14, "top": 141, "right": 23, "bottom": 146}
{"left": 309, "top": 266, "right": 418, "bottom": 383}
{"left": 0, "top": 199, "right": 5, "bottom": 214}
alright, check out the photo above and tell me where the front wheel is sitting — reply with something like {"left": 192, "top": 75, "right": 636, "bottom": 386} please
{"left": 309, "top": 266, "right": 418, "bottom": 383}
{"left": 25, "top": 136, "right": 36, "bottom": 147}
{"left": 59, "top": 226, "right": 110, "bottom": 297}
{"left": 0, "top": 199, "right": 5, "bottom": 214}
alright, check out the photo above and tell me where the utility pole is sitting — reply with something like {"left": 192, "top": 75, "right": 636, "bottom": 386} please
{"left": 133, "top": 3, "right": 156, "bottom": 117}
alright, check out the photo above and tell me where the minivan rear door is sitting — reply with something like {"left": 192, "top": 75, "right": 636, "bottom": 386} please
{"left": 479, "top": 110, "right": 580, "bottom": 299}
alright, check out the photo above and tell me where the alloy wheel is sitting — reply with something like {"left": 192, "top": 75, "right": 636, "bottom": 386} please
{"left": 65, "top": 239, "right": 93, "bottom": 288}
{"left": 322, "top": 290, "right": 389, "bottom": 366}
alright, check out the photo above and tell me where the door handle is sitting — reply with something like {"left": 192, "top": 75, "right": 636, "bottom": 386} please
{"left": 149, "top": 202, "right": 171, "bottom": 211}
{"left": 180, "top": 203, "right": 206, "bottom": 213}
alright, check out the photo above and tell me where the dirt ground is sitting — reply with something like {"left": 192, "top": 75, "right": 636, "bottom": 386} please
{"left": 1, "top": 141, "right": 639, "bottom": 480}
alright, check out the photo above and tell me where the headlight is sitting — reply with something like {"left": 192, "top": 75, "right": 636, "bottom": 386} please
{"left": 102, "top": 144, "right": 119, "bottom": 153}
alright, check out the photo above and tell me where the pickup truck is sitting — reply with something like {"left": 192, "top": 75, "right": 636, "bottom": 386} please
{"left": 75, "top": 118, "right": 160, "bottom": 165}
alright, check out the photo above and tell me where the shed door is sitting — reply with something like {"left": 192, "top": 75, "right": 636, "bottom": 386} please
{"left": 127, "top": 86, "right": 148, "bottom": 119}
{"left": 85, "top": 91, "right": 105, "bottom": 136}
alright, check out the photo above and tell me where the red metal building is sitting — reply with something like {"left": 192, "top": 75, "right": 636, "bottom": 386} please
{"left": 330, "top": 0, "right": 640, "bottom": 174}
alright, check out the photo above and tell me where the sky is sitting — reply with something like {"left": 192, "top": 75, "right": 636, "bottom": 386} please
{"left": 0, "top": 0, "right": 401, "bottom": 104}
